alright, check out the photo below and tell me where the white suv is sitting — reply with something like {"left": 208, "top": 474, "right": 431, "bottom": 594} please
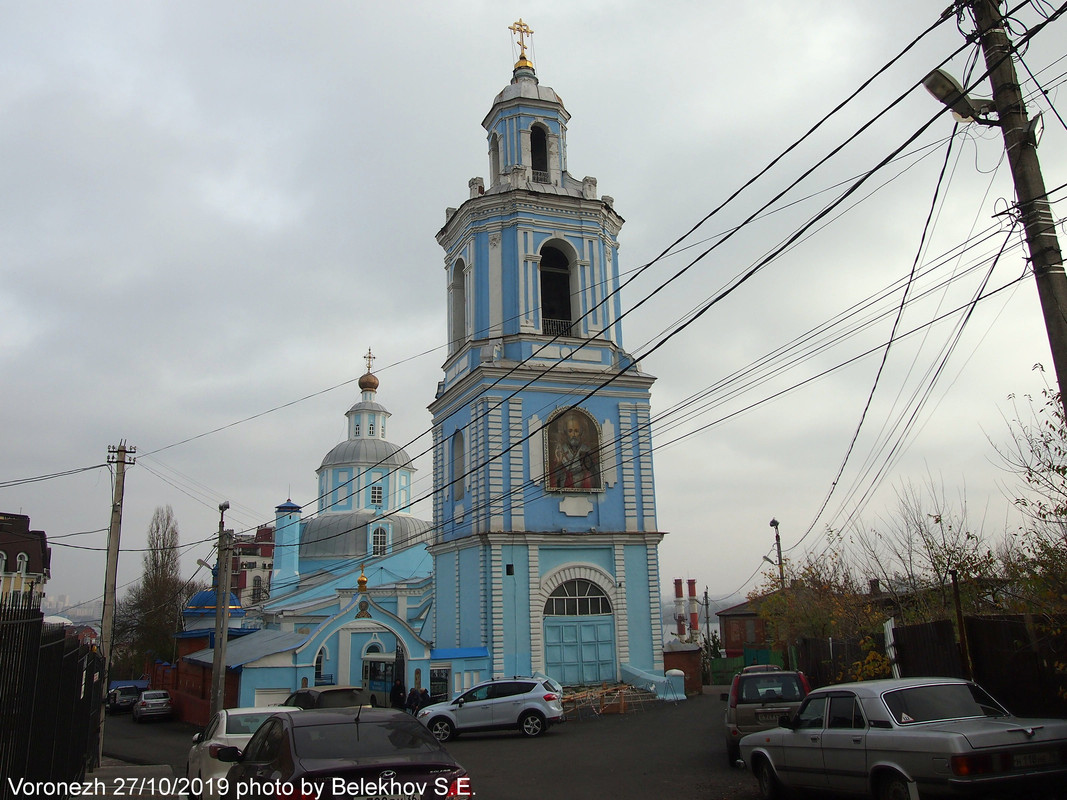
{"left": 417, "top": 676, "right": 564, "bottom": 741}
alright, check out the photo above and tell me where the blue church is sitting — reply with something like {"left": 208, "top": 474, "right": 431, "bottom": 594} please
{"left": 205, "top": 30, "right": 667, "bottom": 708}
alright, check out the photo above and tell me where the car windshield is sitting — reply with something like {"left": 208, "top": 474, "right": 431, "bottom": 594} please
{"left": 226, "top": 712, "right": 274, "bottom": 735}
{"left": 738, "top": 674, "right": 803, "bottom": 703}
{"left": 882, "top": 683, "right": 1007, "bottom": 724}
{"left": 294, "top": 720, "right": 443, "bottom": 759}
{"left": 142, "top": 691, "right": 168, "bottom": 700}
{"left": 117, "top": 687, "right": 140, "bottom": 696}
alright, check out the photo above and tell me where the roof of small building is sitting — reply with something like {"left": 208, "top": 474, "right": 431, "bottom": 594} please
{"left": 184, "top": 627, "right": 307, "bottom": 668}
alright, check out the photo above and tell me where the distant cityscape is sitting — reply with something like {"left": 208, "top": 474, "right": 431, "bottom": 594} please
{"left": 41, "top": 592, "right": 102, "bottom": 624}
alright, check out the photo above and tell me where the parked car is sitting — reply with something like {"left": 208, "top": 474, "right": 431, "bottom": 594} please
{"left": 279, "top": 685, "right": 369, "bottom": 709}
{"left": 721, "top": 667, "right": 810, "bottom": 766}
{"left": 106, "top": 685, "right": 142, "bottom": 714}
{"left": 186, "top": 706, "right": 299, "bottom": 800}
{"left": 216, "top": 707, "right": 471, "bottom": 800}
{"left": 739, "top": 676, "right": 1067, "bottom": 799}
{"left": 131, "top": 689, "right": 172, "bottom": 722}
{"left": 416, "top": 676, "right": 564, "bottom": 741}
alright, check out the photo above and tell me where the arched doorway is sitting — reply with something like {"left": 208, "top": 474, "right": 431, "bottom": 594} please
{"left": 542, "top": 577, "right": 616, "bottom": 684}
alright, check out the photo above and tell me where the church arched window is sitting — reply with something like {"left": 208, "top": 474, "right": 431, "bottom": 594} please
{"left": 530, "top": 124, "right": 549, "bottom": 182}
{"left": 539, "top": 244, "right": 573, "bottom": 336}
{"left": 489, "top": 133, "right": 501, "bottom": 184}
{"left": 372, "top": 526, "right": 388, "bottom": 556}
{"left": 451, "top": 430, "right": 465, "bottom": 502}
{"left": 450, "top": 260, "right": 467, "bottom": 353}
{"left": 544, "top": 579, "right": 611, "bottom": 616}
{"left": 16, "top": 553, "right": 28, "bottom": 574}
{"left": 252, "top": 575, "right": 264, "bottom": 602}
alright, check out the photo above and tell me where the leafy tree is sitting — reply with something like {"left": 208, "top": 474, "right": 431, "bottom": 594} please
{"left": 112, "top": 506, "right": 203, "bottom": 676}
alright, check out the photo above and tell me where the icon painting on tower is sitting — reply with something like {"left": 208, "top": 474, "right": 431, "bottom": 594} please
{"left": 544, "top": 407, "right": 602, "bottom": 492}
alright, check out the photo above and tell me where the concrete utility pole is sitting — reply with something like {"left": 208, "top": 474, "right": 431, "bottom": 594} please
{"left": 972, "top": 0, "right": 1067, "bottom": 416}
{"left": 209, "top": 501, "right": 232, "bottom": 718}
{"left": 769, "top": 518, "right": 785, "bottom": 589}
{"left": 99, "top": 441, "right": 135, "bottom": 765}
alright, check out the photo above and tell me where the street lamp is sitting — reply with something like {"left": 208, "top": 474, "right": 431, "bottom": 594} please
{"left": 921, "top": 69, "right": 996, "bottom": 124}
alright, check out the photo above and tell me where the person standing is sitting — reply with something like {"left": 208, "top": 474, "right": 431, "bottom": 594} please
{"left": 390, "top": 678, "right": 406, "bottom": 710}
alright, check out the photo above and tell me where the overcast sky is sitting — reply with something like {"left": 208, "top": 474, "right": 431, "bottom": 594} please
{"left": 3, "top": 1, "right": 1066, "bottom": 614}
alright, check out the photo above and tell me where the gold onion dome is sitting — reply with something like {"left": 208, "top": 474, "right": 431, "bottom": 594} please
{"left": 359, "top": 371, "right": 379, "bottom": 391}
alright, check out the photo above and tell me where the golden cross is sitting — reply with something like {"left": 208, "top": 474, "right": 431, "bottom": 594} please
{"left": 509, "top": 18, "right": 534, "bottom": 60}
{"left": 364, "top": 347, "right": 375, "bottom": 374}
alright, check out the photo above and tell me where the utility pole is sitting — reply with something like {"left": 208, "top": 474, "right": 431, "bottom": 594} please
{"left": 769, "top": 518, "right": 785, "bottom": 589}
{"left": 99, "top": 441, "right": 135, "bottom": 765}
{"left": 210, "top": 501, "right": 232, "bottom": 718}
{"left": 972, "top": 0, "right": 1067, "bottom": 416}
{"left": 703, "top": 586, "right": 712, "bottom": 646}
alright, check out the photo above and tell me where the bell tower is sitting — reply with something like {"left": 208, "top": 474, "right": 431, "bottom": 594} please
{"left": 428, "top": 22, "right": 664, "bottom": 686}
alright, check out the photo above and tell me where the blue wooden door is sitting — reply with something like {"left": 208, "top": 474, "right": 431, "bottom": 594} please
{"left": 544, "top": 617, "right": 615, "bottom": 685}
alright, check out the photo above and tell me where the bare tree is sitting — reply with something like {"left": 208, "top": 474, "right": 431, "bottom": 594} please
{"left": 849, "top": 478, "right": 999, "bottom": 624}
{"left": 112, "top": 506, "right": 204, "bottom": 676}
{"left": 992, "top": 385, "right": 1067, "bottom": 615}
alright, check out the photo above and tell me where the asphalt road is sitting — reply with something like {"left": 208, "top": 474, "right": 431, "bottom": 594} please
{"left": 103, "top": 691, "right": 761, "bottom": 800}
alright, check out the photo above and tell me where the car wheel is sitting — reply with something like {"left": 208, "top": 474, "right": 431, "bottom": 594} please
{"left": 519, "top": 711, "right": 545, "bottom": 737}
{"left": 876, "top": 773, "right": 914, "bottom": 800}
{"left": 428, "top": 717, "right": 455, "bottom": 742}
{"left": 754, "top": 758, "right": 782, "bottom": 800}
{"left": 726, "top": 741, "right": 741, "bottom": 768}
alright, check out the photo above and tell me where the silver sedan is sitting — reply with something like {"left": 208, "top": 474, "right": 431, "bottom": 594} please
{"left": 740, "top": 676, "right": 1067, "bottom": 799}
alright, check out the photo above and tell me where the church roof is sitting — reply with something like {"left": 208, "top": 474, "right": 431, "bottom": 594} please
{"left": 184, "top": 588, "right": 245, "bottom": 618}
{"left": 299, "top": 510, "right": 432, "bottom": 559}
{"left": 319, "top": 438, "right": 413, "bottom": 470}
{"left": 490, "top": 74, "right": 565, "bottom": 109}
{"left": 184, "top": 627, "right": 307, "bottom": 668}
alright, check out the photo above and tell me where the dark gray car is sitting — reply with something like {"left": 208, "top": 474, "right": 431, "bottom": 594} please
{"left": 722, "top": 668, "right": 810, "bottom": 766}
{"left": 107, "top": 685, "right": 142, "bottom": 714}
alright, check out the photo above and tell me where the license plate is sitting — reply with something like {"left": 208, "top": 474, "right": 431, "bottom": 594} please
{"left": 756, "top": 711, "right": 781, "bottom": 723}
{"left": 1013, "top": 750, "right": 1060, "bottom": 769}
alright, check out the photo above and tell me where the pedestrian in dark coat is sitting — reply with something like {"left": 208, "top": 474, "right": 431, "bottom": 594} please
{"left": 406, "top": 687, "right": 420, "bottom": 714}
{"left": 390, "top": 678, "right": 406, "bottom": 710}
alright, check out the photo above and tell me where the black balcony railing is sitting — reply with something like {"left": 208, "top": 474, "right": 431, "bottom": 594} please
{"left": 543, "top": 318, "right": 575, "bottom": 337}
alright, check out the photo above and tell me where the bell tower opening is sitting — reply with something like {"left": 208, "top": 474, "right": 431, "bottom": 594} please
{"left": 539, "top": 244, "right": 573, "bottom": 337}
{"left": 531, "top": 125, "right": 549, "bottom": 183}
{"left": 489, "top": 133, "right": 501, "bottom": 186}
{"left": 449, "top": 260, "right": 467, "bottom": 353}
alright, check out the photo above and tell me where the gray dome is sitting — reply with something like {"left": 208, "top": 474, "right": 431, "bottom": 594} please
{"left": 319, "top": 438, "right": 414, "bottom": 471}
{"left": 491, "top": 70, "right": 565, "bottom": 109}
{"left": 299, "top": 511, "right": 432, "bottom": 559}
{"left": 347, "top": 400, "right": 387, "bottom": 415}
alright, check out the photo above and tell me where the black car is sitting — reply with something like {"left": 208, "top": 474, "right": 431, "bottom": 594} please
{"left": 280, "top": 685, "right": 370, "bottom": 709}
{"left": 217, "top": 708, "right": 472, "bottom": 800}
{"left": 106, "top": 685, "right": 142, "bottom": 714}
